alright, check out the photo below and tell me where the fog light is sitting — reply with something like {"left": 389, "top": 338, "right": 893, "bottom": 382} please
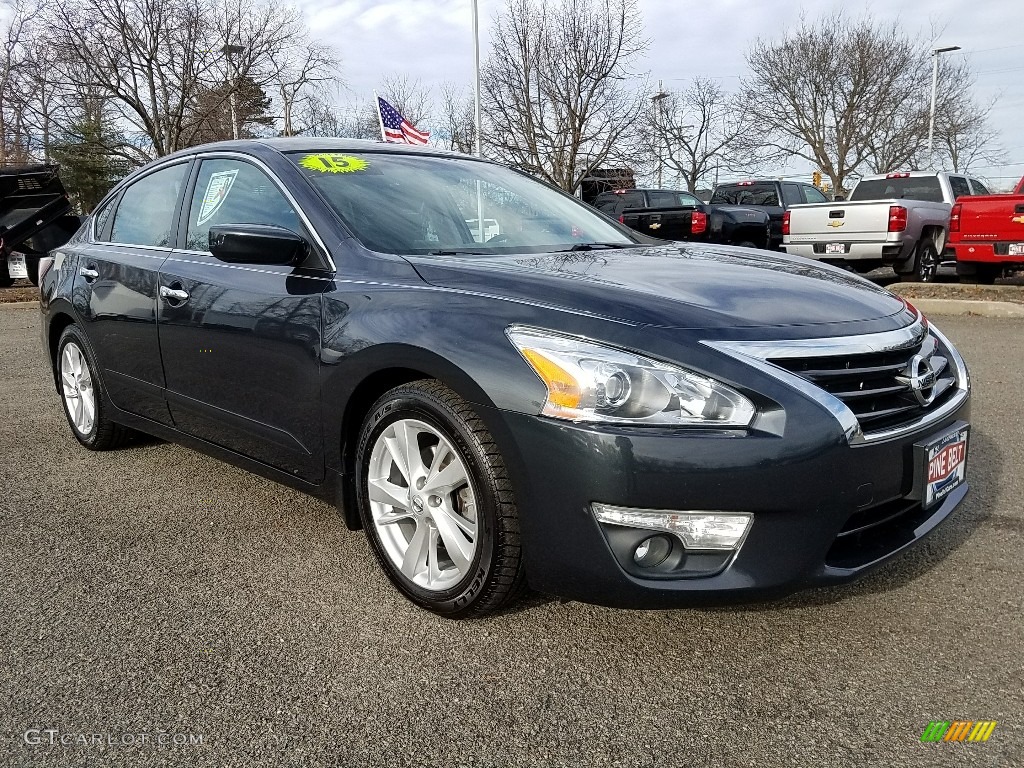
{"left": 593, "top": 503, "right": 753, "bottom": 551}
{"left": 633, "top": 535, "right": 673, "bottom": 568}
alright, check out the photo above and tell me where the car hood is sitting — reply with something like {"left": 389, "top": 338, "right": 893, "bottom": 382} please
{"left": 407, "top": 243, "right": 908, "bottom": 330}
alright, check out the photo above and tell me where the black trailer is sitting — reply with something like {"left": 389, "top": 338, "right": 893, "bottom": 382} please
{"left": 1, "top": 164, "right": 81, "bottom": 287}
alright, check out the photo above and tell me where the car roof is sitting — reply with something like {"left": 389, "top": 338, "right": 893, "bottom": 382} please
{"left": 160, "top": 137, "right": 471, "bottom": 163}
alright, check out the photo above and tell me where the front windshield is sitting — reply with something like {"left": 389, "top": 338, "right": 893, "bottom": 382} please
{"left": 289, "top": 151, "right": 636, "bottom": 255}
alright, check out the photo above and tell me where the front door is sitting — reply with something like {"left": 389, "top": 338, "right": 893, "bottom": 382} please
{"left": 156, "top": 156, "right": 327, "bottom": 482}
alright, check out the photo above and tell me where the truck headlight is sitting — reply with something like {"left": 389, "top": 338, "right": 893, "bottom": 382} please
{"left": 507, "top": 326, "right": 756, "bottom": 426}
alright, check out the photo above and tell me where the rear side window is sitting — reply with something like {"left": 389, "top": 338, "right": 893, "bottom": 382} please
{"left": 711, "top": 183, "right": 779, "bottom": 206}
{"left": 802, "top": 186, "right": 829, "bottom": 204}
{"left": 619, "top": 191, "right": 646, "bottom": 209}
{"left": 970, "top": 179, "right": 991, "bottom": 196}
{"left": 648, "top": 191, "right": 680, "bottom": 207}
{"left": 677, "top": 192, "right": 702, "bottom": 206}
{"left": 948, "top": 176, "right": 972, "bottom": 200}
{"left": 594, "top": 196, "right": 619, "bottom": 214}
{"left": 109, "top": 163, "right": 189, "bottom": 247}
{"left": 781, "top": 183, "right": 802, "bottom": 207}
{"left": 849, "top": 177, "right": 943, "bottom": 203}
{"left": 185, "top": 159, "right": 301, "bottom": 252}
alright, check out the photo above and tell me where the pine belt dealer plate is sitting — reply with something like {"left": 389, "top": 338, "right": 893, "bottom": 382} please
{"left": 6, "top": 251, "right": 28, "bottom": 280}
{"left": 1009, "top": 243, "right": 1024, "bottom": 256}
{"left": 920, "top": 425, "right": 969, "bottom": 509}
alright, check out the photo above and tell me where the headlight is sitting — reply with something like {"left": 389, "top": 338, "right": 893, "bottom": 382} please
{"left": 506, "top": 326, "right": 756, "bottom": 426}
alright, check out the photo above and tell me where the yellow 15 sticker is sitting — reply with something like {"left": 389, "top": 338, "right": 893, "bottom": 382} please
{"left": 299, "top": 154, "right": 369, "bottom": 174}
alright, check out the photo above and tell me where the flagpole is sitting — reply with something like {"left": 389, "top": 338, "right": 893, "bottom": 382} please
{"left": 373, "top": 90, "right": 387, "bottom": 143}
{"left": 472, "top": 0, "right": 482, "bottom": 157}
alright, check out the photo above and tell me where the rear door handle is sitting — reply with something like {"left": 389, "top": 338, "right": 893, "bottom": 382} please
{"left": 159, "top": 285, "right": 190, "bottom": 303}
{"left": 80, "top": 266, "right": 98, "bottom": 281}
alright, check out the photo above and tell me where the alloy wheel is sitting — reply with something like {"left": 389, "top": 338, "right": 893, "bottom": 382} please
{"left": 61, "top": 341, "right": 96, "bottom": 435}
{"left": 367, "top": 418, "right": 478, "bottom": 591}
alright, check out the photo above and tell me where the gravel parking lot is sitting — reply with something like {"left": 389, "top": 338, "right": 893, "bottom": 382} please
{"left": 1, "top": 305, "right": 1021, "bottom": 768}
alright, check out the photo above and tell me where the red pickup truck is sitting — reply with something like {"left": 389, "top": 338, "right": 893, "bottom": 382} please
{"left": 949, "top": 175, "right": 1024, "bottom": 283}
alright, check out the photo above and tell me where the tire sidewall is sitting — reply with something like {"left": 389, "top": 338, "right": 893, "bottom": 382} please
{"left": 355, "top": 389, "right": 498, "bottom": 615}
{"left": 916, "top": 240, "right": 938, "bottom": 283}
{"left": 57, "top": 327, "right": 102, "bottom": 446}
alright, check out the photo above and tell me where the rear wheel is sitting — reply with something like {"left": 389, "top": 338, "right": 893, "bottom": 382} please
{"left": 355, "top": 380, "right": 524, "bottom": 618}
{"left": 0, "top": 260, "right": 13, "bottom": 288}
{"left": 57, "top": 325, "right": 132, "bottom": 450}
{"left": 902, "top": 239, "right": 940, "bottom": 283}
{"left": 959, "top": 264, "right": 1001, "bottom": 285}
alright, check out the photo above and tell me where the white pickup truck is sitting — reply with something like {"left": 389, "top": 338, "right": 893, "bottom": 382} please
{"left": 782, "top": 171, "right": 991, "bottom": 282}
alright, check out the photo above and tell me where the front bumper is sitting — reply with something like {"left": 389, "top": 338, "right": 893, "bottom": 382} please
{"left": 494, "top": 395, "right": 970, "bottom": 609}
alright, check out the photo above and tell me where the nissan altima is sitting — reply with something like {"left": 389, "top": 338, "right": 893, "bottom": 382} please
{"left": 38, "top": 139, "right": 971, "bottom": 617}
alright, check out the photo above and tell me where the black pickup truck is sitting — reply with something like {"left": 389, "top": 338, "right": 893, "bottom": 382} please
{"left": 1, "top": 164, "right": 81, "bottom": 287}
{"left": 594, "top": 188, "right": 771, "bottom": 250}
{"left": 710, "top": 180, "right": 830, "bottom": 251}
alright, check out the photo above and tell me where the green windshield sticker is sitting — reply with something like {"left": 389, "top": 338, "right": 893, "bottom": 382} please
{"left": 299, "top": 154, "right": 369, "bottom": 174}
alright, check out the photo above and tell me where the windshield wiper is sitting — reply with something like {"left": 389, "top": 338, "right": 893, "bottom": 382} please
{"left": 558, "top": 242, "right": 629, "bottom": 252}
{"left": 427, "top": 249, "right": 487, "bottom": 256}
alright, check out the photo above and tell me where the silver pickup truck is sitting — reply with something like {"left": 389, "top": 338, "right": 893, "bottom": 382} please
{"left": 782, "top": 171, "right": 990, "bottom": 282}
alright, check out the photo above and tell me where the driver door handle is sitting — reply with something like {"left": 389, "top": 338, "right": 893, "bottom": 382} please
{"left": 80, "top": 266, "right": 99, "bottom": 281}
{"left": 159, "top": 285, "right": 190, "bottom": 303}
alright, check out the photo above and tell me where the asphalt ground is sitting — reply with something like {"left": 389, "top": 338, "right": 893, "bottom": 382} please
{"left": 0, "top": 305, "right": 1021, "bottom": 768}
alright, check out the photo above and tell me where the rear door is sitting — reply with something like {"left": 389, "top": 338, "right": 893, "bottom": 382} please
{"left": 156, "top": 154, "right": 327, "bottom": 482}
{"left": 72, "top": 160, "right": 191, "bottom": 425}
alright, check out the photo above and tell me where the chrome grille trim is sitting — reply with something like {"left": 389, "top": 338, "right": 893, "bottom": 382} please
{"left": 703, "top": 319, "right": 970, "bottom": 444}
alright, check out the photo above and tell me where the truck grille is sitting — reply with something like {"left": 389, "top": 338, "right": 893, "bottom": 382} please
{"left": 768, "top": 332, "right": 957, "bottom": 434}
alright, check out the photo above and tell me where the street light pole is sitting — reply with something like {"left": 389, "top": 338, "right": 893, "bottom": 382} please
{"left": 927, "top": 44, "right": 961, "bottom": 168}
{"left": 651, "top": 81, "right": 669, "bottom": 189}
{"left": 221, "top": 43, "right": 246, "bottom": 141}
{"left": 472, "top": 0, "right": 482, "bottom": 157}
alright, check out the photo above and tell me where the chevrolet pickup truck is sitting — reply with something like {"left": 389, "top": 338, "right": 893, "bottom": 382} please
{"left": 594, "top": 188, "right": 771, "bottom": 249}
{"left": 710, "top": 180, "right": 830, "bottom": 250}
{"left": 0, "top": 164, "right": 81, "bottom": 287}
{"left": 948, "top": 175, "right": 1024, "bottom": 283}
{"left": 782, "top": 171, "right": 990, "bottom": 282}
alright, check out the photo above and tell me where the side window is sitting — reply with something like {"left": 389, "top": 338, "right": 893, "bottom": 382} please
{"left": 186, "top": 158, "right": 301, "bottom": 252}
{"left": 109, "top": 163, "right": 189, "bottom": 247}
{"left": 595, "top": 196, "right": 618, "bottom": 214}
{"left": 648, "top": 191, "right": 678, "bottom": 207}
{"left": 92, "top": 196, "right": 117, "bottom": 241}
{"left": 970, "top": 179, "right": 991, "bottom": 196}
{"left": 677, "top": 193, "right": 702, "bottom": 206}
{"left": 802, "top": 186, "right": 829, "bottom": 204}
{"left": 620, "top": 191, "right": 646, "bottom": 210}
{"left": 948, "top": 176, "right": 971, "bottom": 200}
{"left": 781, "top": 183, "right": 803, "bottom": 207}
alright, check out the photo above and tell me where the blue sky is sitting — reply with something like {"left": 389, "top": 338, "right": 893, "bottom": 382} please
{"left": 298, "top": 0, "right": 1023, "bottom": 189}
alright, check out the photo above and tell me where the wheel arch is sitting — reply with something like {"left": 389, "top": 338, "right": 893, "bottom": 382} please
{"left": 46, "top": 309, "right": 78, "bottom": 391}
{"left": 331, "top": 345, "right": 511, "bottom": 530}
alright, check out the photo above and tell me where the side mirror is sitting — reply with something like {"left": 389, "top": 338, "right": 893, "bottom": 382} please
{"left": 208, "top": 224, "right": 310, "bottom": 266}
{"left": 832, "top": 194, "right": 846, "bottom": 202}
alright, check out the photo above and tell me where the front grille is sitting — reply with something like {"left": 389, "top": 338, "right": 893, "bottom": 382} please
{"left": 769, "top": 332, "right": 958, "bottom": 434}
{"left": 826, "top": 496, "right": 931, "bottom": 568}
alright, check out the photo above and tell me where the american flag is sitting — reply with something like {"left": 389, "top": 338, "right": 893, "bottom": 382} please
{"left": 377, "top": 96, "right": 430, "bottom": 145}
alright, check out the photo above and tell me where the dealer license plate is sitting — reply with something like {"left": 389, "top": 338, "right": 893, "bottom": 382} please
{"left": 924, "top": 428, "right": 968, "bottom": 508}
{"left": 825, "top": 243, "right": 846, "bottom": 254}
{"left": 1008, "top": 243, "right": 1024, "bottom": 256}
{"left": 6, "top": 251, "right": 28, "bottom": 279}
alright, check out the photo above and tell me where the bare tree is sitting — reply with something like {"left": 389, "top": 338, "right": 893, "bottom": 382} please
{"left": 437, "top": 82, "right": 476, "bottom": 154}
{"left": 0, "top": 0, "right": 38, "bottom": 163}
{"left": 45, "top": 0, "right": 332, "bottom": 160}
{"left": 482, "top": 0, "right": 648, "bottom": 193}
{"left": 269, "top": 39, "right": 339, "bottom": 137}
{"left": 743, "top": 12, "right": 1002, "bottom": 191}
{"left": 649, "top": 78, "right": 761, "bottom": 192}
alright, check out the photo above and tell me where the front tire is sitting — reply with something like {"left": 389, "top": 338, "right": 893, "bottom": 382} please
{"left": 56, "top": 325, "right": 131, "bottom": 450}
{"left": 355, "top": 380, "right": 524, "bottom": 618}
